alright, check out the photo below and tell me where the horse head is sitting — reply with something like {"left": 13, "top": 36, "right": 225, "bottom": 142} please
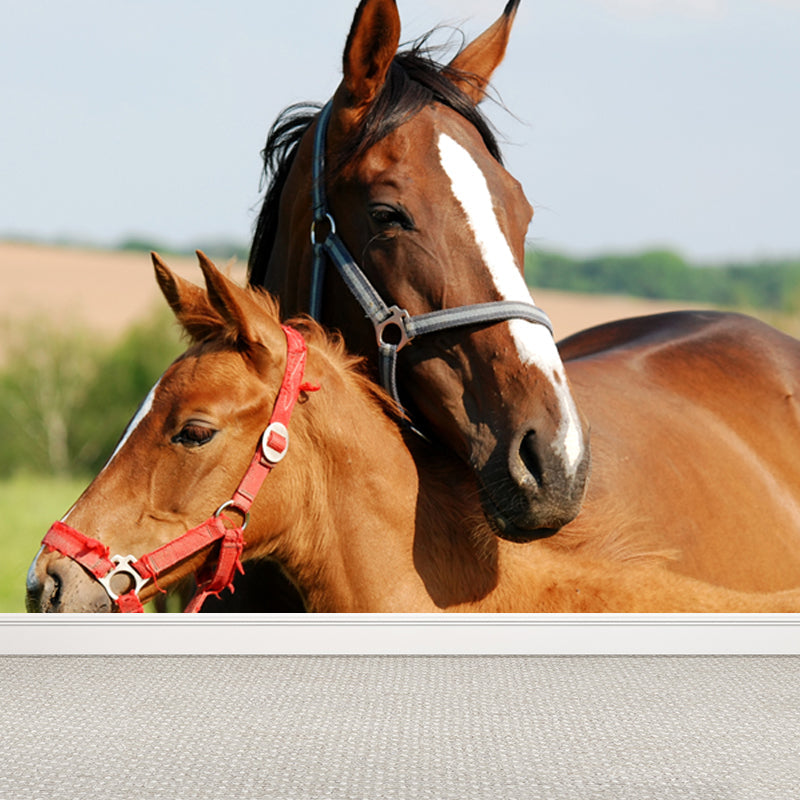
{"left": 250, "top": 0, "right": 590, "bottom": 541}
{"left": 26, "top": 253, "right": 331, "bottom": 612}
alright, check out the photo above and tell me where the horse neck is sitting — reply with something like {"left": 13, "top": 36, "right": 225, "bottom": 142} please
{"left": 260, "top": 342, "right": 415, "bottom": 611}
{"left": 256, "top": 127, "right": 315, "bottom": 314}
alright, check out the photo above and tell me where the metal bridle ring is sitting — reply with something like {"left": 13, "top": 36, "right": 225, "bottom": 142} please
{"left": 374, "top": 306, "right": 412, "bottom": 350}
{"left": 310, "top": 213, "right": 336, "bottom": 245}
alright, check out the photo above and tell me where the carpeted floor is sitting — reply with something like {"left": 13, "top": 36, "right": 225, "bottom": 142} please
{"left": 0, "top": 655, "right": 797, "bottom": 799}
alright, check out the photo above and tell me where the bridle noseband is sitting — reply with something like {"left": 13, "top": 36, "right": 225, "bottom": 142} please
{"left": 40, "top": 325, "right": 316, "bottom": 613}
{"left": 309, "top": 99, "right": 554, "bottom": 421}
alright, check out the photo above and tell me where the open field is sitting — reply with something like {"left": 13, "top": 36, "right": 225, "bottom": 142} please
{"left": 0, "top": 241, "right": 721, "bottom": 352}
{"left": 0, "top": 242, "right": 245, "bottom": 358}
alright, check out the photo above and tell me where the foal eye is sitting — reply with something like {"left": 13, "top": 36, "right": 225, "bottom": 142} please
{"left": 172, "top": 423, "right": 217, "bottom": 448}
{"left": 369, "top": 204, "right": 413, "bottom": 231}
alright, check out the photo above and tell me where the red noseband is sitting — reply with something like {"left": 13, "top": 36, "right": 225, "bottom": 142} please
{"left": 40, "top": 325, "right": 319, "bottom": 613}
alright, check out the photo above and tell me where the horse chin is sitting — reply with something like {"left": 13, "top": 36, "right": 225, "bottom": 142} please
{"left": 490, "top": 515, "right": 560, "bottom": 543}
{"left": 480, "top": 491, "right": 562, "bottom": 543}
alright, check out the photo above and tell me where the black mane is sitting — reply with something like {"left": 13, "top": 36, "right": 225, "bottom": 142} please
{"left": 247, "top": 40, "right": 504, "bottom": 288}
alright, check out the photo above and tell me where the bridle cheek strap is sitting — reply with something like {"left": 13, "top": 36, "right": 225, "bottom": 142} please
{"left": 40, "top": 325, "right": 315, "bottom": 613}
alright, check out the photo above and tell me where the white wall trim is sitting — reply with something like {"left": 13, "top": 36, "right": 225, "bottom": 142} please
{"left": 2, "top": 614, "right": 799, "bottom": 655}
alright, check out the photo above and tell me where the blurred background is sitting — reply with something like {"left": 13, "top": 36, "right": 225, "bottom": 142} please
{"left": 2, "top": 0, "right": 798, "bottom": 610}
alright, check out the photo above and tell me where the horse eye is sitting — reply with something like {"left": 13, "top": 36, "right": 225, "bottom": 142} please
{"left": 172, "top": 423, "right": 217, "bottom": 448}
{"left": 369, "top": 204, "right": 413, "bottom": 231}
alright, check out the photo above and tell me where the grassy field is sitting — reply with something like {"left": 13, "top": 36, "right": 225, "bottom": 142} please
{"left": 0, "top": 474, "right": 88, "bottom": 612}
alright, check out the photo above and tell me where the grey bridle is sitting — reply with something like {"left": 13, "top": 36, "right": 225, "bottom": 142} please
{"left": 309, "top": 99, "right": 554, "bottom": 421}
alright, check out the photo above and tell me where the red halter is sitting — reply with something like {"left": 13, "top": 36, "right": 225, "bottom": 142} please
{"left": 40, "top": 324, "right": 318, "bottom": 613}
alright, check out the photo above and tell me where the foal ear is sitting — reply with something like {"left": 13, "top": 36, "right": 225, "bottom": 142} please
{"left": 447, "top": 0, "right": 520, "bottom": 104}
{"left": 152, "top": 252, "right": 209, "bottom": 324}
{"left": 195, "top": 250, "right": 264, "bottom": 348}
{"left": 342, "top": 0, "right": 401, "bottom": 111}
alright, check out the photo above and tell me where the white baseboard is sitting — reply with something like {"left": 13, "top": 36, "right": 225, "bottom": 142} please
{"left": 2, "top": 614, "right": 799, "bottom": 655}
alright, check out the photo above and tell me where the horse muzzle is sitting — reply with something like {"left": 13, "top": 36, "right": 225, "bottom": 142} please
{"left": 26, "top": 549, "right": 114, "bottom": 613}
{"left": 476, "top": 425, "right": 591, "bottom": 542}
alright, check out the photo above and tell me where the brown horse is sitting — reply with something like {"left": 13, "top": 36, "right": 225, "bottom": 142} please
{"left": 24, "top": 255, "right": 800, "bottom": 613}
{"left": 249, "top": 0, "right": 591, "bottom": 540}
{"left": 245, "top": 0, "right": 800, "bottom": 596}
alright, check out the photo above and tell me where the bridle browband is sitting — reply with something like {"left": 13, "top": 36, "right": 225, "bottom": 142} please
{"left": 309, "top": 98, "right": 554, "bottom": 419}
{"left": 40, "top": 325, "right": 316, "bottom": 613}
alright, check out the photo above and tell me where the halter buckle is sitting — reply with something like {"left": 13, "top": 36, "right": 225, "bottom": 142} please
{"left": 96, "top": 555, "right": 149, "bottom": 602}
{"left": 261, "top": 421, "right": 289, "bottom": 464}
{"left": 374, "top": 306, "right": 412, "bottom": 351}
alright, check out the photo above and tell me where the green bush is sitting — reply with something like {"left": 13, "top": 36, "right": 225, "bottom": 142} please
{"left": 0, "top": 309, "right": 183, "bottom": 478}
{"left": 71, "top": 308, "right": 184, "bottom": 474}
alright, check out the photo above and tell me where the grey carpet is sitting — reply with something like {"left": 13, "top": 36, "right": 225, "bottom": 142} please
{"left": 0, "top": 655, "right": 797, "bottom": 799}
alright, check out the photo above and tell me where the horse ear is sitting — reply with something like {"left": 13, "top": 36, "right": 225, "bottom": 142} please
{"left": 195, "top": 251, "right": 265, "bottom": 349}
{"left": 342, "top": 0, "right": 400, "bottom": 111}
{"left": 447, "top": 0, "right": 520, "bottom": 104}
{"left": 152, "top": 252, "right": 210, "bottom": 331}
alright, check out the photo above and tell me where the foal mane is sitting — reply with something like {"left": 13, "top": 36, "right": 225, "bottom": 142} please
{"left": 175, "top": 277, "right": 398, "bottom": 420}
{"left": 287, "top": 310, "right": 400, "bottom": 420}
{"left": 248, "top": 35, "right": 504, "bottom": 287}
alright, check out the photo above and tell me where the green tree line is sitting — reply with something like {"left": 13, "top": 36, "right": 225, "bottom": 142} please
{"left": 525, "top": 249, "right": 800, "bottom": 313}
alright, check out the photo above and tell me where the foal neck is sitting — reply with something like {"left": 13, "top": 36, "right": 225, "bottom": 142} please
{"left": 273, "top": 338, "right": 499, "bottom": 612}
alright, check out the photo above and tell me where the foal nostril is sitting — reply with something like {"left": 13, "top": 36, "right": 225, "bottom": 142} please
{"left": 47, "top": 569, "right": 63, "bottom": 608}
{"left": 518, "top": 431, "right": 544, "bottom": 489}
{"left": 27, "top": 561, "right": 65, "bottom": 612}
{"left": 25, "top": 570, "right": 58, "bottom": 613}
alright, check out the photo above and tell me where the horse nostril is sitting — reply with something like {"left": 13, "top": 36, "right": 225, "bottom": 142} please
{"left": 518, "top": 431, "right": 544, "bottom": 489}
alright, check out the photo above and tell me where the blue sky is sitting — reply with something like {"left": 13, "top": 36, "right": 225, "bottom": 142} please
{"left": 1, "top": 0, "right": 798, "bottom": 262}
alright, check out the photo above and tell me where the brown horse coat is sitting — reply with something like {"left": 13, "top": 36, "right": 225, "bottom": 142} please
{"left": 555, "top": 312, "right": 800, "bottom": 591}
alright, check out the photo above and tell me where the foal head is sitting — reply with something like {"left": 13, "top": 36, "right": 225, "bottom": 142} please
{"left": 250, "top": 0, "right": 590, "bottom": 540}
{"left": 26, "top": 253, "right": 384, "bottom": 612}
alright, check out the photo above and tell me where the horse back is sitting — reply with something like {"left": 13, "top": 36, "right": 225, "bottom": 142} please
{"left": 557, "top": 310, "right": 800, "bottom": 591}
{"left": 561, "top": 310, "right": 800, "bottom": 401}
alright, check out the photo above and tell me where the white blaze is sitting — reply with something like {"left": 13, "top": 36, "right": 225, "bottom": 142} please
{"left": 102, "top": 379, "right": 160, "bottom": 472}
{"left": 27, "top": 382, "right": 162, "bottom": 592}
{"left": 436, "top": 132, "right": 584, "bottom": 472}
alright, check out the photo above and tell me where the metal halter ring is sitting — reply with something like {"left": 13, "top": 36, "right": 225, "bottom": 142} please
{"left": 214, "top": 500, "right": 250, "bottom": 531}
{"left": 96, "top": 554, "right": 150, "bottom": 601}
{"left": 310, "top": 213, "right": 336, "bottom": 245}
